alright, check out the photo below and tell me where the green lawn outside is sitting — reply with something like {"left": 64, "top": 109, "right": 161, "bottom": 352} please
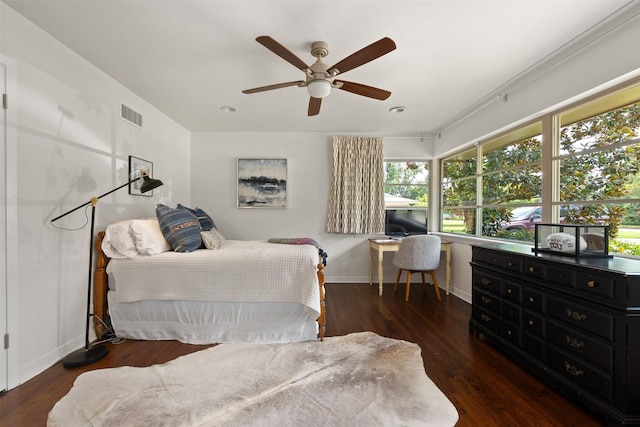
{"left": 617, "top": 228, "right": 640, "bottom": 239}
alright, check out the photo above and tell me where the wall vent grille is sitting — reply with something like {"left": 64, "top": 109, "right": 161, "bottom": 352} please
{"left": 120, "top": 104, "right": 143, "bottom": 128}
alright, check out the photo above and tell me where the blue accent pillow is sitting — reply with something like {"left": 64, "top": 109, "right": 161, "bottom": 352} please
{"left": 156, "top": 204, "right": 202, "bottom": 252}
{"left": 177, "top": 204, "right": 215, "bottom": 231}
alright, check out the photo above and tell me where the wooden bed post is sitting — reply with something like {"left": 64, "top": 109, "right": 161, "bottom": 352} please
{"left": 93, "top": 231, "right": 108, "bottom": 338}
{"left": 317, "top": 262, "right": 326, "bottom": 341}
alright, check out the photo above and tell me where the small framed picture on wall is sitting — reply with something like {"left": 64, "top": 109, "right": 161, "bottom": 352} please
{"left": 237, "top": 158, "right": 287, "bottom": 208}
{"left": 128, "top": 156, "right": 154, "bottom": 197}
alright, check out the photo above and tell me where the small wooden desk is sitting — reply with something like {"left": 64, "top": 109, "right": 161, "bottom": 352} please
{"left": 368, "top": 238, "right": 452, "bottom": 297}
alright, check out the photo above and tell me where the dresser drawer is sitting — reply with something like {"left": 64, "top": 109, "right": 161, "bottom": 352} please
{"left": 472, "top": 306, "right": 502, "bottom": 334}
{"left": 524, "top": 260, "right": 546, "bottom": 280}
{"left": 473, "top": 287, "right": 502, "bottom": 315}
{"left": 502, "top": 254, "right": 523, "bottom": 274}
{"left": 523, "top": 310, "right": 545, "bottom": 337}
{"left": 502, "top": 323, "right": 521, "bottom": 346}
{"left": 474, "top": 248, "right": 522, "bottom": 273}
{"left": 546, "top": 295, "right": 614, "bottom": 341}
{"left": 473, "top": 270, "right": 503, "bottom": 295}
{"left": 503, "top": 280, "right": 522, "bottom": 303}
{"left": 523, "top": 333, "right": 544, "bottom": 360}
{"left": 547, "top": 320, "right": 613, "bottom": 372}
{"left": 576, "top": 271, "right": 615, "bottom": 300}
{"left": 523, "top": 287, "right": 545, "bottom": 312}
{"left": 503, "top": 300, "right": 521, "bottom": 325}
{"left": 547, "top": 347, "right": 613, "bottom": 403}
{"left": 473, "top": 249, "right": 501, "bottom": 267}
{"left": 547, "top": 266, "right": 576, "bottom": 289}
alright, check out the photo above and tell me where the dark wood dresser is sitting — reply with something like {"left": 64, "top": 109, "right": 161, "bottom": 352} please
{"left": 470, "top": 243, "right": 640, "bottom": 426}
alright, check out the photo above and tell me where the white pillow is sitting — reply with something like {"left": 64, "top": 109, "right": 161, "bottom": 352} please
{"left": 101, "top": 220, "right": 137, "bottom": 259}
{"left": 200, "top": 228, "right": 226, "bottom": 250}
{"left": 130, "top": 218, "right": 171, "bottom": 255}
{"left": 545, "top": 232, "right": 587, "bottom": 253}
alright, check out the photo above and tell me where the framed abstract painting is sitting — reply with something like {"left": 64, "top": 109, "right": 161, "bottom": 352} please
{"left": 237, "top": 158, "right": 287, "bottom": 208}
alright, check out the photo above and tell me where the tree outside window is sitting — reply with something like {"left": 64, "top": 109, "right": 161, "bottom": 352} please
{"left": 384, "top": 161, "right": 428, "bottom": 208}
{"left": 441, "top": 82, "right": 640, "bottom": 255}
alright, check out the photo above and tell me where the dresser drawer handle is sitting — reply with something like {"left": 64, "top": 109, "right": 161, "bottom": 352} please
{"left": 565, "top": 336, "right": 585, "bottom": 349}
{"left": 566, "top": 309, "right": 587, "bottom": 321}
{"left": 507, "top": 288, "right": 512, "bottom": 294}
{"left": 481, "top": 296, "right": 492, "bottom": 304}
{"left": 528, "top": 320, "right": 534, "bottom": 326}
{"left": 528, "top": 297, "right": 535, "bottom": 303}
{"left": 564, "top": 361, "right": 584, "bottom": 377}
{"left": 507, "top": 261, "right": 514, "bottom": 267}
{"left": 529, "top": 267, "right": 534, "bottom": 273}
{"left": 587, "top": 280, "right": 595, "bottom": 288}
{"left": 481, "top": 314, "right": 492, "bottom": 323}
{"left": 481, "top": 278, "right": 491, "bottom": 286}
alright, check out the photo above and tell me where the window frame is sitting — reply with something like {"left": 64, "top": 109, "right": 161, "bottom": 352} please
{"left": 439, "top": 77, "right": 640, "bottom": 255}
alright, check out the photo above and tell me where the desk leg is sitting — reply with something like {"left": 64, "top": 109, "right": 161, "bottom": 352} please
{"left": 378, "top": 249, "right": 384, "bottom": 296}
{"left": 445, "top": 246, "right": 451, "bottom": 295}
{"left": 369, "top": 247, "right": 374, "bottom": 287}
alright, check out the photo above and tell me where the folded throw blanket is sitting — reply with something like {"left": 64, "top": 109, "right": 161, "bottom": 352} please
{"left": 268, "top": 237, "right": 328, "bottom": 266}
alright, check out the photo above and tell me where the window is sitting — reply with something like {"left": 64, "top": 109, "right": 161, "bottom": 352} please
{"left": 384, "top": 161, "right": 428, "bottom": 208}
{"left": 556, "top": 87, "right": 640, "bottom": 254}
{"left": 442, "top": 148, "right": 476, "bottom": 234}
{"left": 440, "top": 79, "right": 640, "bottom": 256}
{"left": 442, "top": 125, "right": 543, "bottom": 238}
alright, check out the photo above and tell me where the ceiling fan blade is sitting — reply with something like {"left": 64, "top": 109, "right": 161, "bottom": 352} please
{"left": 308, "top": 97, "right": 322, "bottom": 116}
{"left": 328, "top": 37, "right": 396, "bottom": 75}
{"left": 334, "top": 80, "right": 391, "bottom": 100}
{"left": 256, "top": 36, "right": 310, "bottom": 71}
{"left": 242, "top": 81, "right": 305, "bottom": 94}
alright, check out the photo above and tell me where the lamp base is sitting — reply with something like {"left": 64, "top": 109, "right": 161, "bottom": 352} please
{"left": 63, "top": 345, "right": 108, "bottom": 368}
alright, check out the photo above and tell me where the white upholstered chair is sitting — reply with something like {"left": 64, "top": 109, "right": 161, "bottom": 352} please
{"left": 393, "top": 235, "right": 442, "bottom": 302}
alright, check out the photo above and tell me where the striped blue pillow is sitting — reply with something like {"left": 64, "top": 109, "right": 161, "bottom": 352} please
{"left": 156, "top": 204, "right": 202, "bottom": 252}
{"left": 177, "top": 204, "right": 215, "bottom": 231}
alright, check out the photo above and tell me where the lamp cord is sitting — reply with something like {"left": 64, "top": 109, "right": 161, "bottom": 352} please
{"left": 49, "top": 203, "right": 91, "bottom": 231}
{"left": 92, "top": 314, "right": 126, "bottom": 346}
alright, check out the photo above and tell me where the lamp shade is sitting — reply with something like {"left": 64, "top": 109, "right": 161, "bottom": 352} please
{"left": 307, "top": 79, "right": 331, "bottom": 98}
{"left": 140, "top": 175, "right": 163, "bottom": 193}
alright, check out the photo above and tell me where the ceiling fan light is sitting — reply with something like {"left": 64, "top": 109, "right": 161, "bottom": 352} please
{"left": 307, "top": 79, "right": 331, "bottom": 98}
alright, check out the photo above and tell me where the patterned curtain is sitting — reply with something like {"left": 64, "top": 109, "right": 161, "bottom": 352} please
{"left": 326, "top": 136, "right": 385, "bottom": 234}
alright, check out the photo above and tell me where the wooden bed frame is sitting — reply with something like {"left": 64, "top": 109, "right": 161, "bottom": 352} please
{"left": 92, "top": 231, "right": 326, "bottom": 341}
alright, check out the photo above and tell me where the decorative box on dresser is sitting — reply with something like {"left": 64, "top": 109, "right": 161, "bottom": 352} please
{"left": 469, "top": 243, "right": 640, "bottom": 426}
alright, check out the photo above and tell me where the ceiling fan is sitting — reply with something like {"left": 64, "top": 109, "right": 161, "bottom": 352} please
{"left": 242, "top": 36, "right": 396, "bottom": 116}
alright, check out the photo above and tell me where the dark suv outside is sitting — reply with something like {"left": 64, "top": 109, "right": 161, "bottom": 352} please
{"left": 502, "top": 206, "right": 542, "bottom": 233}
{"left": 501, "top": 205, "right": 608, "bottom": 234}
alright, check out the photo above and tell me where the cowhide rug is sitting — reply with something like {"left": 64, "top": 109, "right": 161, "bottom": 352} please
{"left": 48, "top": 332, "right": 458, "bottom": 426}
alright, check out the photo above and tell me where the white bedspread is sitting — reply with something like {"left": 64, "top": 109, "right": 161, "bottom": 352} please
{"left": 106, "top": 240, "right": 321, "bottom": 320}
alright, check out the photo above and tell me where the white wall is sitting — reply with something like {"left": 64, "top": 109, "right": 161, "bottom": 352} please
{"left": 1, "top": 4, "right": 191, "bottom": 388}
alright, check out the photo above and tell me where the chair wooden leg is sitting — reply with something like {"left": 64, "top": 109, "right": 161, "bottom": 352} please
{"left": 394, "top": 269, "right": 403, "bottom": 294}
{"left": 431, "top": 270, "right": 442, "bottom": 301}
{"left": 405, "top": 271, "right": 412, "bottom": 302}
{"left": 420, "top": 272, "right": 427, "bottom": 294}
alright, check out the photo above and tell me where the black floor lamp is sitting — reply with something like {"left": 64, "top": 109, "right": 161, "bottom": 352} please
{"left": 50, "top": 170, "right": 163, "bottom": 368}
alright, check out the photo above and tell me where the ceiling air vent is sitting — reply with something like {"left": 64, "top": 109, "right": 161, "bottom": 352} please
{"left": 120, "top": 104, "right": 143, "bottom": 128}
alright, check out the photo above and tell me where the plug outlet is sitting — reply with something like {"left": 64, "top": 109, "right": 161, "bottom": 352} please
{"left": 342, "top": 262, "right": 349, "bottom": 271}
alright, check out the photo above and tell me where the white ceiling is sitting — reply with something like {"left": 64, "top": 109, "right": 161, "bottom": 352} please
{"left": 3, "top": 0, "right": 636, "bottom": 136}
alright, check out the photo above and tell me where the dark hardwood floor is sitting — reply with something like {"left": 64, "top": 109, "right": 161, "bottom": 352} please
{"left": 1, "top": 283, "right": 607, "bottom": 426}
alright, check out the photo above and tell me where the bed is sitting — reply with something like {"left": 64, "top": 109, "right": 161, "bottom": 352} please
{"left": 91, "top": 213, "right": 326, "bottom": 345}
